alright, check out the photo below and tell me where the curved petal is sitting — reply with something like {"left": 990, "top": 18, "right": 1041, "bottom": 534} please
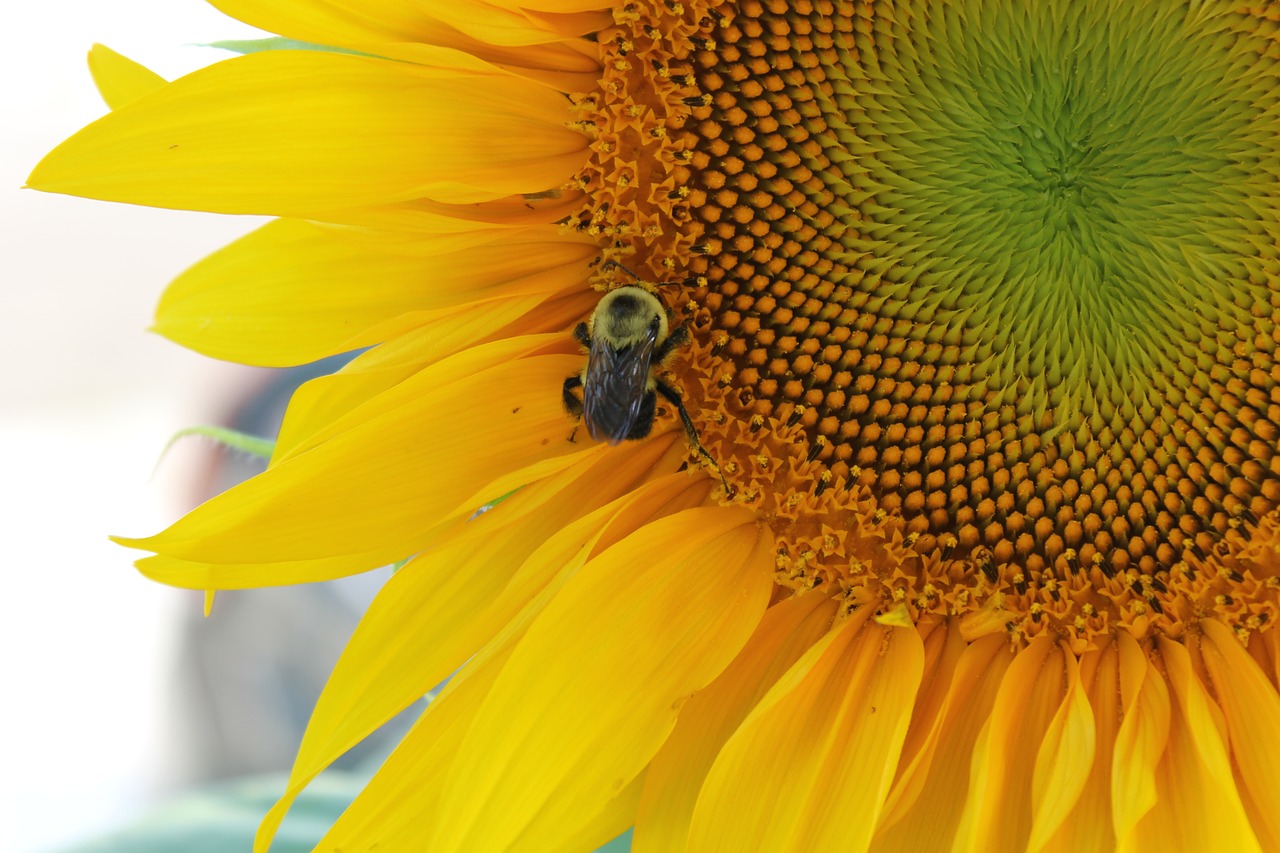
{"left": 633, "top": 591, "right": 839, "bottom": 853}
{"left": 28, "top": 50, "right": 586, "bottom": 214}
{"left": 875, "top": 618, "right": 967, "bottom": 830}
{"left": 1200, "top": 620, "right": 1280, "bottom": 851}
{"left": 1026, "top": 645, "right": 1096, "bottom": 852}
{"left": 688, "top": 611, "right": 925, "bottom": 852}
{"left": 1111, "top": 633, "right": 1169, "bottom": 851}
{"left": 1127, "top": 638, "right": 1261, "bottom": 853}
{"left": 871, "top": 633, "right": 1016, "bottom": 852}
{"left": 289, "top": 639, "right": 516, "bottom": 853}
{"left": 268, "top": 298, "right": 594, "bottom": 460}
{"left": 209, "top": 0, "right": 605, "bottom": 47}
{"left": 952, "top": 638, "right": 1090, "bottom": 853}
{"left": 271, "top": 329, "right": 557, "bottom": 461}
{"left": 87, "top": 44, "right": 165, "bottom": 109}
{"left": 154, "top": 217, "right": 594, "bottom": 365}
{"left": 116, "top": 347, "right": 584, "bottom": 577}
{"left": 425, "top": 507, "right": 775, "bottom": 851}
{"left": 1037, "top": 642, "right": 1115, "bottom": 853}
{"left": 1246, "top": 624, "right": 1280, "bottom": 690}
{"left": 258, "top": 442, "right": 698, "bottom": 850}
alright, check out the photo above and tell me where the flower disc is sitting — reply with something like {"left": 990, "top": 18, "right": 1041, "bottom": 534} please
{"left": 584, "top": 0, "right": 1280, "bottom": 644}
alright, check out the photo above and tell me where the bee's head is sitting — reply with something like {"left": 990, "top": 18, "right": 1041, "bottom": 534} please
{"left": 589, "top": 285, "right": 669, "bottom": 347}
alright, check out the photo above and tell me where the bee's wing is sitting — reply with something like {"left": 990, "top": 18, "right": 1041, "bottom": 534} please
{"left": 583, "top": 325, "right": 657, "bottom": 444}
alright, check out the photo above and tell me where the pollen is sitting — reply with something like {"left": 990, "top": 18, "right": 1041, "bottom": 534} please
{"left": 573, "top": 0, "right": 1280, "bottom": 648}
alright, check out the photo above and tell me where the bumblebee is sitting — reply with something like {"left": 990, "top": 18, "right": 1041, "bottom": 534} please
{"left": 562, "top": 285, "right": 726, "bottom": 487}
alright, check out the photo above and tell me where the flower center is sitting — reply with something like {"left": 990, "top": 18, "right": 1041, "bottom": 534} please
{"left": 576, "top": 0, "right": 1280, "bottom": 645}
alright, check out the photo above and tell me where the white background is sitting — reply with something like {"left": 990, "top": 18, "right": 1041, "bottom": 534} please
{"left": 1, "top": 2, "right": 278, "bottom": 850}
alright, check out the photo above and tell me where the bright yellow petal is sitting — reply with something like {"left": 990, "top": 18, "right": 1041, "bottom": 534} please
{"left": 153, "top": 217, "right": 594, "bottom": 365}
{"left": 28, "top": 50, "right": 585, "bottom": 214}
{"left": 688, "top": 610, "right": 924, "bottom": 852}
{"left": 209, "top": 0, "right": 604, "bottom": 47}
{"left": 425, "top": 507, "right": 774, "bottom": 851}
{"left": 267, "top": 290, "right": 597, "bottom": 462}
{"left": 1111, "top": 632, "right": 1169, "bottom": 852}
{"left": 875, "top": 618, "right": 967, "bottom": 829}
{"left": 259, "top": 441, "right": 697, "bottom": 851}
{"left": 634, "top": 591, "right": 839, "bottom": 853}
{"left": 133, "top": 551, "right": 391, "bottom": 589}
{"left": 555, "top": 772, "right": 645, "bottom": 853}
{"left": 1025, "top": 645, "right": 1095, "bottom": 852}
{"left": 418, "top": 0, "right": 606, "bottom": 47}
{"left": 1247, "top": 623, "right": 1280, "bottom": 690}
{"left": 87, "top": 44, "right": 165, "bottom": 109}
{"left": 1128, "top": 638, "right": 1261, "bottom": 853}
{"left": 116, "top": 347, "right": 583, "bottom": 578}
{"left": 321, "top": 191, "right": 589, "bottom": 233}
{"left": 871, "top": 633, "right": 1016, "bottom": 852}
{"left": 272, "top": 334, "right": 570, "bottom": 467}
{"left": 292, "top": 639, "right": 516, "bottom": 853}
{"left": 1200, "top": 620, "right": 1280, "bottom": 851}
{"left": 209, "top": 0, "right": 473, "bottom": 43}
{"left": 309, "top": 466, "right": 711, "bottom": 850}
{"left": 953, "top": 637, "right": 1080, "bottom": 853}
{"left": 270, "top": 328, "right": 557, "bottom": 463}
{"left": 1038, "top": 640, "right": 1119, "bottom": 853}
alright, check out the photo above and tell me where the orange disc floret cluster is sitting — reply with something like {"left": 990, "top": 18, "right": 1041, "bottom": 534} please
{"left": 573, "top": 0, "right": 1280, "bottom": 650}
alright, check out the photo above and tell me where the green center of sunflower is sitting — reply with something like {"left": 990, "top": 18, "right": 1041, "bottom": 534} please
{"left": 579, "top": 0, "right": 1280, "bottom": 642}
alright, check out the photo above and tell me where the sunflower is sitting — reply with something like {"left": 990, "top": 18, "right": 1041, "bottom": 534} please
{"left": 29, "top": 0, "right": 1280, "bottom": 850}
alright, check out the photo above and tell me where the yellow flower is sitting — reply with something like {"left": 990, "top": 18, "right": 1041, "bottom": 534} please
{"left": 29, "top": 1, "right": 1280, "bottom": 851}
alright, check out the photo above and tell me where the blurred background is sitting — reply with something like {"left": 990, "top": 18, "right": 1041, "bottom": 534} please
{"left": 2, "top": 3, "right": 403, "bottom": 850}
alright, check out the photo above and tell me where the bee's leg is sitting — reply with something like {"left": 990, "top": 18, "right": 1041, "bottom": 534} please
{"left": 654, "top": 380, "right": 731, "bottom": 495}
{"left": 572, "top": 322, "right": 591, "bottom": 348}
{"left": 562, "top": 375, "right": 584, "bottom": 442}
{"left": 654, "top": 323, "right": 689, "bottom": 363}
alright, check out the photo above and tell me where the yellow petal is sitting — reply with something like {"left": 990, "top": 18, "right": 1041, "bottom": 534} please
{"left": 293, "top": 639, "right": 516, "bottom": 853}
{"left": 871, "top": 633, "right": 1015, "bottom": 852}
{"left": 28, "top": 50, "right": 585, "bottom": 214}
{"left": 1247, "top": 623, "right": 1280, "bottom": 690}
{"left": 555, "top": 772, "right": 645, "bottom": 853}
{"left": 259, "top": 440, "right": 696, "bottom": 850}
{"left": 209, "top": 0, "right": 472, "bottom": 44}
{"left": 425, "top": 507, "right": 774, "bottom": 851}
{"left": 87, "top": 44, "right": 165, "bottom": 109}
{"left": 309, "top": 636, "right": 640, "bottom": 853}
{"left": 154, "top": 217, "right": 594, "bottom": 366}
{"left": 1200, "top": 620, "right": 1280, "bottom": 851}
{"left": 116, "top": 348, "right": 583, "bottom": 576}
{"left": 505, "top": 0, "right": 614, "bottom": 12}
{"left": 418, "top": 0, "right": 605, "bottom": 47}
{"left": 321, "top": 191, "right": 589, "bottom": 233}
{"left": 210, "top": 0, "right": 600, "bottom": 47}
{"left": 953, "top": 637, "right": 1080, "bottom": 853}
{"left": 271, "top": 329, "right": 557, "bottom": 463}
{"left": 1111, "top": 632, "right": 1169, "bottom": 851}
{"left": 875, "top": 618, "right": 967, "bottom": 830}
{"left": 1038, "top": 641, "right": 1120, "bottom": 853}
{"left": 267, "top": 289, "right": 597, "bottom": 464}
{"left": 688, "top": 610, "right": 925, "bottom": 852}
{"left": 1128, "top": 638, "right": 1261, "bottom": 853}
{"left": 134, "top": 551, "right": 391, "bottom": 589}
{"left": 634, "top": 591, "right": 839, "bottom": 853}
{"left": 1026, "top": 646, "right": 1095, "bottom": 852}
